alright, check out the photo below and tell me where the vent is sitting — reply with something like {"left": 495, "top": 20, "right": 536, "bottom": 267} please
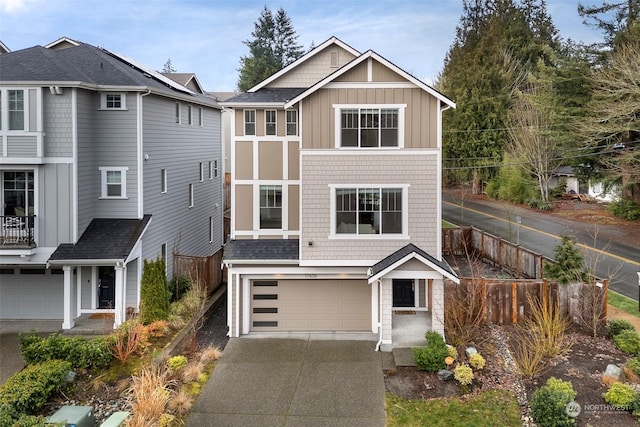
{"left": 330, "top": 51, "right": 339, "bottom": 68}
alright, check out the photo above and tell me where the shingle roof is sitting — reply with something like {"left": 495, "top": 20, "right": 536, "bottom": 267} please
{"left": 48, "top": 215, "right": 151, "bottom": 262}
{"left": 222, "top": 239, "right": 299, "bottom": 261}
{"left": 222, "top": 88, "right": 307, "bottom": 104}
{"left": 370, "top": 243, "right": 458, "bottom": 280}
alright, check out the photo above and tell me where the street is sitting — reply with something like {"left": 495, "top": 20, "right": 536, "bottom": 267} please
{"left": 442, "top": 192, "right": 640, "bottom": 300}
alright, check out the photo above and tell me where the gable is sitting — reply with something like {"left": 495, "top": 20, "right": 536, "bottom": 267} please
{"left": 334, "top": 58, "right": 408, "bottom": 83}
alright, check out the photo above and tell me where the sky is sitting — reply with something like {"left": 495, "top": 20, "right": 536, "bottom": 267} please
{"left": 0, "top": 0, "right": 602, "bottom": 92}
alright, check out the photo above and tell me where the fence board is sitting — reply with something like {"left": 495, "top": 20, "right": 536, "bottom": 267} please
{"left": 173, "top": 249, "right": 223, "bottom": 295}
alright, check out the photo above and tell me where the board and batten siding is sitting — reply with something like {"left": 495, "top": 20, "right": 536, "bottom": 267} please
{"left": 38, "top": 163, "right": 74, "bottom": 247}
{"left": 141, "top": 95, "right": 223, "bottom": 278}
{"left": 43, "top": 89, "right": 73, "bottom": 157}
{"left": 300, "top": 152, "right": 439, "bottom": 261}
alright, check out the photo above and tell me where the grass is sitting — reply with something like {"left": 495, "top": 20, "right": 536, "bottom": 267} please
{"left": 386, "top": 390, "right": 521, "bottom": 427}
{"left": 442, "top": 220, "right": 457, "bottom": 228}
{"left": 608, "top": 290, "right": 640, "bottom": 318}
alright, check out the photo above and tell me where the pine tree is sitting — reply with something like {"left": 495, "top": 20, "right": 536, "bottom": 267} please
{"left": 543, "top": 236, "right": 588, "bottom": 284}
{"left": 140, "top": 258, "right": 170, "bottom": 324}
{"left": 162, "top": 58, "right": 177, "bottom": 73}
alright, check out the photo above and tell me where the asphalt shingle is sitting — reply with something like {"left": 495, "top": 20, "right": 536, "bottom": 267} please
{"left": 223, "top": 239, "right": 299, "bottom": 261}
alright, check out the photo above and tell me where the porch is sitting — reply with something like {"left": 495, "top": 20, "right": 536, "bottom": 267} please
{"left": 62, "top": 313, "right": 114, "bottom": 336}
{"left": 392, "top": 310, "right": 431, "bottom": 347}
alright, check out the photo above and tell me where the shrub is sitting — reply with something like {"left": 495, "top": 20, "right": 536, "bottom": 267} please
{"left": 128, "top": 364, "right": 175, "bottom": 425}
{"left": 19, "top": 333, "right": 112, "bottom": 370}
{"left": 413, "top": 332, "right": 449, "bottom": 372}
{"left": 167, "top": 355, "right": 188, "bottom": 372}
{"left": 169, "top": 276, "right": 191, "bottom": 302}
{"left": 140, "top": 258, "right": 170, "bottom": 324}
{"left": 608, "top": 319, "right": 635, "bottom": 338}
{"left": 525, "top": 292, "right": 571, "bottom": 359}
{"left": 543, "top": 235, "right": 587, "bottom": 284}
{"left": 0, "top": 360, "right": 72, "bottom": 414}
{"left": 626, "top": 357, "right": 640, "bottom": 376}
{"left": 147, "top": 320, "right": 170, "bottom": 338}
{"left": 469, "top": 353, "right": 486, "bottom": 370}
{"left": 537, "top": 201, "right": 553, "bottom": 211}
{"left": 446, "top": 344, "right": 458, "bottom": 360}
{"left": 453, "top": 363, "right": 474, "bottom": 386}
{"left": 108, "top": 320, "right": 149, "bottom": 363}
{"left": 512, "top": 328, "right": 545, "bottom": 378}
{"left": 614, "top": 330, "right": 640, "bottom": 354}
{"left": 608, "top": 198, "right": 640, "bottom": 221}
{"left": 603, "top": 382, "right": 636, "bottom": 408}
{"left": 530, "top": 377, "right": 577, "bottom": 427}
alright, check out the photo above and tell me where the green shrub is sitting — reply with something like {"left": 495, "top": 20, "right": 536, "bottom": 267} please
{"left": 608, "top": 198, "right": 640, "bottom": 221}
{"left": 453, "top": 363, "right": 474, "bottom": 386}
{"left": 543, "top": 235, "right": 587, "bottom": 284}
{"left": 19, "top": 333, "right": 111, "bottom": 370}
{"left": 0, "top": 403, "right": 48, "bottom": 427}
{"left": 537, "top": 201, "right": 553, "bottom": 211}
{"left": 413, "top": 332, "right": 449, "bottom": 372}
{"left": 167, "top": 355, "right": 188, "bottom": 372}
{"left": 0, "top": 360, "right": 72, "bottom": 415}
{"left": 530, "top": 377, "right": 577, "bottom": 427}
{"left": 608, "top": 319, "right": 635, "bottom": 338}
{"left": 140, "top": 258, "right": 171, "bottom": 324}
{"left": 446, "top": 344, "right": 458, "bottom": 360}
{"left": 469, "top": 353, "right": 486, "bottom": 370}
{"left": 614, "top": 330, "right": 640, "bottom": 354}
{"left": 626, "top": 357, "right": 640, "bottom": 375}
{"left": 603, "top": 382, "right": 636, "bottom": 408}
{"left": 169, "top": 275, "right": 191, "bottom": 302}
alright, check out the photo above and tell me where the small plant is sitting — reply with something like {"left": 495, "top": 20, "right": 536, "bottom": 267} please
{"left": 454, "top": 363, "right": 474, "bottom": 386}
{"left": 603, "top": 382, "right": 636, "bottom": 408}
{"left": 614, "top": 329, "right": 640, "bottom": 354}
{"left": 167, "top": 388, "right": 193, "bottom": 415}
{"left": 524, "top": 292, "right": 571, "bottom": 358}
{"left": 108, "top": 320, "right": 149, "bottom": 363}
{"left": 19, "top": 332, "right": 112, "bottom": 370}
{"left": 128, "top": 364, "right": 175, "bottom": 425}
{"left": 530, "top": 377, "right": 577, "bottom": 427}
{"left": 512, "top": 329, "right": 546, "bottom": 378}
{"left": 147, "top": 320, "right": 170, "bottom": 338}
{"left": 167, "top": 355, "right": 188, "bottom": 372}
{"left": 169, "top": 275, "right": 192, "bottom": 302}
{"left": 608, "top": 319, "right": 635, "bottom": 338}
{"left": 626, "top": 357, "right": 640, "bottom": 376}
{"left": 608, "top": 198, "right": 640, "bottom": 221}
{"left": 469, "top": 353, "right": 486, "bottom": 370}
{"left": 413, "top": 332, "right": 449, "bottom": 372}
{"left": 446, "top": 344, "right": 458, "bottom": 360}
{"left": 198, "top": 345, "right": 222, "bottom": 364}
{"left": 543, "top": 235, "right": 588, "bottom": 284}
{"left": 182, "top": 362, "right": 205, "bottom": 383}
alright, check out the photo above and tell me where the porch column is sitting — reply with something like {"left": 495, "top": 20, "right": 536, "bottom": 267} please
{"left": 113, "top": 264, "right": 125, "bottom": 329}
{"left": 62, "top": 265, "right": 74, "bottom": 329}
{"left": 381, "top": 279, "right": 393, "bottom": 346}
{"left": 431, "top": 278, "right": 445, "bottom": 336}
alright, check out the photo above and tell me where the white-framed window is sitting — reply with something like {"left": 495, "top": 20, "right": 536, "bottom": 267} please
{"left": 188, "top": 105, "right": 193, "bottom": 125}
{"left": 244, "top": 110, "right": 256, "bottom": 135}
{"left": 8, "top": 89, "right": 25, "bottom": 130}
{"left": 209, "top": 216, "right": 214, "bottom": 243}
{"left": 286, "top": 110, "right": 297, "bottom": 136}
{"left": 265, "top": 109, "right": 276, "bottom": 135}
{"left": 208, "top": 160, "right": 218, "bottom": 180}
{"left": 160, "top": 168, "right": 167, "bottom": 193}
{"left": 188, "top": 183, "right": 194, "bottom": 207}
{"left": 99, "top": 167, "right": 128, "bottom": 199}
{"left": 334, "top": 105, "right": 405, "bottom": 148}
{"left": 175, "top": 102, "right": 181, "bottom": 124}
{"left": 332, "top": 186, "right": 406, "bottom": 236}
{"left": 199, "top": 162, "right": 204, "bottom": 182}
{"left": 100, "top": 93, "right": 127, "bottom": 110}
{"left": 198, "top": 107, "right": 203, "bottom": 126}
{"left": 259, "top": 185, "right": 282, "bottom": 229}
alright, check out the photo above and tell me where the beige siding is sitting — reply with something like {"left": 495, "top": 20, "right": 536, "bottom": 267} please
{"left": 288, "top": 184, "right": 299, "bottom": 231}
{"left": 396, "top": 259, "right": 429, "bottom": 271}
{"left": 258, "top": 141, "right": 283, "bottom": 180}
{"left": 234, "top": 110, "right": 245, "bottom": 137}
{"left": 288, "top": 141, "right": 299, "bottom": 180}
{"left": 235, "top": 185, "right": 253, "bottom": 230}
{"left": 300, "top": 153, "right": 439, "bottom": 261}
{"left": 372, "top": 61, "right": 406, "bottom": 82}
{"left": 334, "top": 61, "right": 368, "bottom": 82}
{"left": 301, "top": 88, "right": 438, "bottom": 149}
{"left": 235, "top": 141, "right": 253, "bottom": 180}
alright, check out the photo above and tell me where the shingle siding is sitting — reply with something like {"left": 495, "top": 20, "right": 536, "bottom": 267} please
{"left": 43, "top": 90, "right": 73, "bottom": 157}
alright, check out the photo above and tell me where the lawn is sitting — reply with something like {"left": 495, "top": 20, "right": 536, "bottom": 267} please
{"left": 442, "top": 220, "right": 457, "bottom": 228}
{"left": 386, "top": 390, "right": 521, "bottom": 427}
{"left": 608, "top": 290, "right": 640, "bottom": 318}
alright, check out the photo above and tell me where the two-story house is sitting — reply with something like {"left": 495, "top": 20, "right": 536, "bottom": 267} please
{"left": 0, "top": 38, "right": 223, "bottom": 330}
{"left": 221, "top": 37, "right": 459, "bottom": 350}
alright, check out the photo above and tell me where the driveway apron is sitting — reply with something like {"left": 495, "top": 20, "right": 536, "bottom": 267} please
{"left": 187, "top": 338, "right": 386, "bottom": 427}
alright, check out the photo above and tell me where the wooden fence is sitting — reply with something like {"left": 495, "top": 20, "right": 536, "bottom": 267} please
{"left": 445, "top": 278, "right": 608, "bottom": 325}
{"left": 173, "top": 248, "right": 224, "bottom": 295}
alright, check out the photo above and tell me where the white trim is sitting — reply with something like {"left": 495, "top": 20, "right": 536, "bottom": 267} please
{"left": 188, "top": 105, "right": 193, "bottom": 126}
{"left": 244, "top": 109, "right": 256, "bottom": 136}
{"left": 252, "top": 139, "right": 259, "bottom": 179}
{"left": 300, "top": 148, "right": 438, "bottom": 156}
{"left": 235, "top": 272, "right": 240, "bottom": 338}
{"left": 99, "top": 166, "right": 129, "bottom": 199}
{"left": 324, "top": 82, "right": 416, "bottom": 89}
{"left": 227, "top": 272, "right": 234, "bottom": 336}
{"left": 0, "top": 157, "right": 75, "bottom": 164}
{"left": 367, "top": 58, "right": 373, "bottom": 82}
{"left": 298, "top": 102, "right": 303, "bottom": 261}
{"left": 199, "top": 162, "right": 205, "bottom": 182}
{"left": 385, "top": 270, "right": 443, "bottom": 279}
{"left": 175, "top": 102, "right": 182, "bottom": 124}
{"left": 333, "top": 104, "right": 406, "bottom": 149}
{"left": 230, "top": 110, "right": 236, "bottom": 239}
{"left": 223, "top": 266, "right": 366, "bottom": 276}
{"left": 235, "top": 179, "right": 299, "bottom": 185}
{"left": 299, "top": 259, "right": 378, "bottom": 267}
{"left": 76, "top": 267, "right": 82, "bottom": 317}
{"left": 367, "top": 252, "right": 459, "bottom": 284}
{"left": 45, "top": 37, "right": 80, "bottom": 49}
{"left": 242, "top": 277, "right": 250, "bottom": 334}
{"left": 91, "top": 266, "right": 97, "bottom": 309}
{"left": 160, "top": 168, "right": 168, "bottom": 193}
{"left": 62, "top": 266, "right": 74, "bottom": 329}
{"left": 71, "top": 88, "right": 78, "bottom": 242}
{"left": 36, "top": 87, "right": 43, "bottom": 157}
{"left": 188, "top": 183, "right": 194, "bottom": 208}
{"left": 371, "top": 281, "right": 378, "bottom": 333}
{"left": 264, "top": 109, "right": 277, "bottom": 136}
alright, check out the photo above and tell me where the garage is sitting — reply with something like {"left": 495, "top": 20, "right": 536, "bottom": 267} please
{"left": 0, "top": 267, "right": 64, "bottom": 320}
{"left": 250, "top": 279, "right": 371, "bottom": 332}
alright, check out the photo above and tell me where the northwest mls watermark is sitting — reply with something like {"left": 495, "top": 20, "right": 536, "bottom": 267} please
{"left": 566, "top": 401, "right": 631, "bottom": 417}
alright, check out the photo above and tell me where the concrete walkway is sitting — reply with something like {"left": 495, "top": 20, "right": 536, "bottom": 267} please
{"left": 187, "top": 338, "right": 386, "bottom": 427}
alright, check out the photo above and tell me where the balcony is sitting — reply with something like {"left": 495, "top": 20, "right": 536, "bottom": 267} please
{"left": 1, "top": 215, "right": 36, "bottom": 247}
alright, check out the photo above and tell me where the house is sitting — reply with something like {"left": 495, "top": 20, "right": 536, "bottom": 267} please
{"left": 220, "top": 37, "right": 459, "bottom": 350}
{"left": 0, "top": 38, "right": 223, "bottom": 330}
{"left": 550, "top": 166, "right": 619, "bottom": 202}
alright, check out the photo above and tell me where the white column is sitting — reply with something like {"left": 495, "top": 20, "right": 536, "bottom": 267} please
{"left": 371, "top": 281, "right": 378, "bottom": 333}
{"left": 76, "top": 267, "right": 82, "bottom": 317}
{"left": 62, "top": 266, "right": 74, "bottom": 329}
{"left": 113, "top": 265, "right": 125, "bottom": 329}
{"left": 227, "top": 271, "right": 234, "bottom": 337}
{"left": 242, "top": 277, "right": 250, "bottom": 334}
{"left": 431, "top": 278, "right": 445, "bottom": 336}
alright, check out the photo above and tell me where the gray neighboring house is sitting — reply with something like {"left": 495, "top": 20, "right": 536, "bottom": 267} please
{"left": 0, "top": 38, "right": 223, "bottom": 330}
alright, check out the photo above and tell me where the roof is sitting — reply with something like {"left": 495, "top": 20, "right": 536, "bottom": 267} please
{"left": 0, "top": 40, "right": 10, "bottom": 54}
{"left": 222, "top": 239, "right": 300, "bottom": 263}
{"left": 553, "top": 166, "right": 575, "bottom": 176}
{"left": 48, "top": 215, "right": 152, "bottom": 264}
{"left": 221, "top": 88, "right": 307, "bottom": 106}
{"left": 161, "top": 72, "right": 205, "bottom": 94}
{"left": 368, "top": 243, "right": 459, "bottom": 284}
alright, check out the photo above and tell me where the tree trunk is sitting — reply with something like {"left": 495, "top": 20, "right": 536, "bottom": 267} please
{"left": 472, "top": 169, "right": 481, "bottom": 195}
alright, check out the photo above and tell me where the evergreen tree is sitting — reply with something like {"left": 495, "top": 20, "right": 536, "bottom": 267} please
{"left": 543, "top": 236, "right": 588, "bottom": 284}
{"left": 140, "top": 258, "right": 170, "bottom": 324}
{"left": 237, "top": 6, "right": 304, "bottom": 91}
{"left": 578, "top": 0, "right": 640, "bottom": 47}
{"left": 162, "top": 58, "right": 177, "bottom": 73}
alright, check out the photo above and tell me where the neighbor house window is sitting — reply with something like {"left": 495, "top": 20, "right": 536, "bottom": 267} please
{"left": 160, "top": 168, "right": 167, "bottom": 193}
{"left": 337, "top": 106, "right": 402, "bottom": 148}
{"left": 286, "top": 110, "right": 297, "bottom": 136}
{"left": 8, "top": 90, "right": 24, "bottom": 130}
{"left": 244, "top": 110, "right": 256, "bottom": 135}
{"left": 198, "top": 107, "right": 203, "bottom": 126}
{"left": 175, "top": 103, "right": 181, "bottom": 124}
{"left": 100, "top": 93, "right": 126, "bottom": 110}
{"left": 265, "top": 110, "right": 276, "bottom": 135}
{"left": 259, "top": 185, "right": 282, "bottom": 229}
{"left": 188, "top": 183, "right": 194, "bottom": 207}
{"left": 209, "top": 216, "right": 214, "bottom": 243}
{"left": 209, "top": 160, "right": 218, "bottom": 179}
{"left": 99, "top": 167, "right": 128, "bottom": 199}
{"left": 188, "top": 105, "right": 193, "bottom": 125}
{"left": 334, "top": 187, "right": 403, "bottom": 235}
{"left": 199, "top": 162, "right": 204, "bottom": 182}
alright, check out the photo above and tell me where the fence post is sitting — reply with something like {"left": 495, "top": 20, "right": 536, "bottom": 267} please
{"left": 481, "top": 278, "right": 487, "bottom": 323}
{"left": 542, "top": 279, "right": 548, "bottom": 310}
{"left": 603, "top": 279, "right": 608, "bottom": 321}
{"left": 512, "top": 282, "right": 518, "bottom": 323}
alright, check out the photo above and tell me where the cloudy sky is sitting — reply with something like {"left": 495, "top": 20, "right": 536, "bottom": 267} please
{"left": 0, "top": 0, "right": 602, "bottom": 91}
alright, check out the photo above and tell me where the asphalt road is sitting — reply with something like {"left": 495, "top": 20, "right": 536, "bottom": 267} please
{"left": 442, "top": 193, "right": 640, "bottom": 300}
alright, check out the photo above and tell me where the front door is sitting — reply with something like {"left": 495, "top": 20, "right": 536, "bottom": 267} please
{"left": 98, "top": 266, "right": 115, "bottom": 309}
{"left": 392, "top": 279, "right": 415, "bottom": 307}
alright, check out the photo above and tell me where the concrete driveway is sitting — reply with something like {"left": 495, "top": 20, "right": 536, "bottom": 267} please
{"left": 187, "top": 338, "right": 386, "bottom": 427}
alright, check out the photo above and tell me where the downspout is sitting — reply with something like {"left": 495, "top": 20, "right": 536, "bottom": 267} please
{"left": 375, "top": 279, "right": 383, "bottom": 351}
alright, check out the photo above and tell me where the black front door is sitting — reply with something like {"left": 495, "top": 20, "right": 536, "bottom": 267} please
{"left": 98, "top": 266, "right": 115, "bottom": 309}
{"left": 392, "top": 279, "right": 415, "bottom": 307}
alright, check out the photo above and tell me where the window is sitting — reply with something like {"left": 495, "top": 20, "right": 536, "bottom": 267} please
{"left": 8, "top": 90, "right": 24, "bottom": 130}
{"left": 2, "top": 171, "right": 34, "bottom": 216}
{"left": 188, "top": 105, "right": 193, "bottom": 125}
{"left": 208, "top": 160, "right": 218, "bottom": 180}
{"left": 175, "top": 103, "right": 181, "bottom": 124}
{"left": 286, "top": 110, "right": 297, "bottom": 136}
{"left": 198, "top": 107, "right": 203, "bottom": 126}
{"left": 188, "top": 183, "right": 194, "bottom": 207}
{"left": 265, "top": 110, "right": 276, "bottom": 135}
{"left": 99, "top": 167, "right": 128, "bottom": 199}
{"left": 161, "top": 243, "right": 167, "bottom": 271}
{"left": 100, "top": 93, "right": 126, "bottom": 110}
{"left": 335, "top": 187, "right": 403, "bottom": 235}
{"left": 259, "top": 185, "right": 282, "bottom": 229}
{"left": 160, "top": 168, "right": 167, "bottom": 193}
{"left": 209, "top": 216, "right": 214, "bottom": 243}
{"left": 339, "top": 107, "right": 400, "bottom": 148}
{"left": 244, "top": 110, "right": 256, "bottom": 135}
{"left": 199, "top": 162, "right": 204, "bottom": 182}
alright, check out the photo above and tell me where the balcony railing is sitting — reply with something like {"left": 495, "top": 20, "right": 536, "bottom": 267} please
{"left": 1, "top": 215, "right": 36, "bottom": 247}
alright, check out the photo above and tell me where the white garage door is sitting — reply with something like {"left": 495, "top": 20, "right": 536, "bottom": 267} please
{"left": 250, "top": 279, "right": 371, "bottom": 332}
{"left": 0, "top": 267, "right": 64, "bottom": 319}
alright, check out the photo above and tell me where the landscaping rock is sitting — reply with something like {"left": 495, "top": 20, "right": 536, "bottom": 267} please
{"left": 438, "top": 369, "right": 454, "bottom": 381}
{"left": 465, "top": 346, "right": 478, "bottom": 358}
{"left": 603, "top": 363, "right": 623, "bottom": 382}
